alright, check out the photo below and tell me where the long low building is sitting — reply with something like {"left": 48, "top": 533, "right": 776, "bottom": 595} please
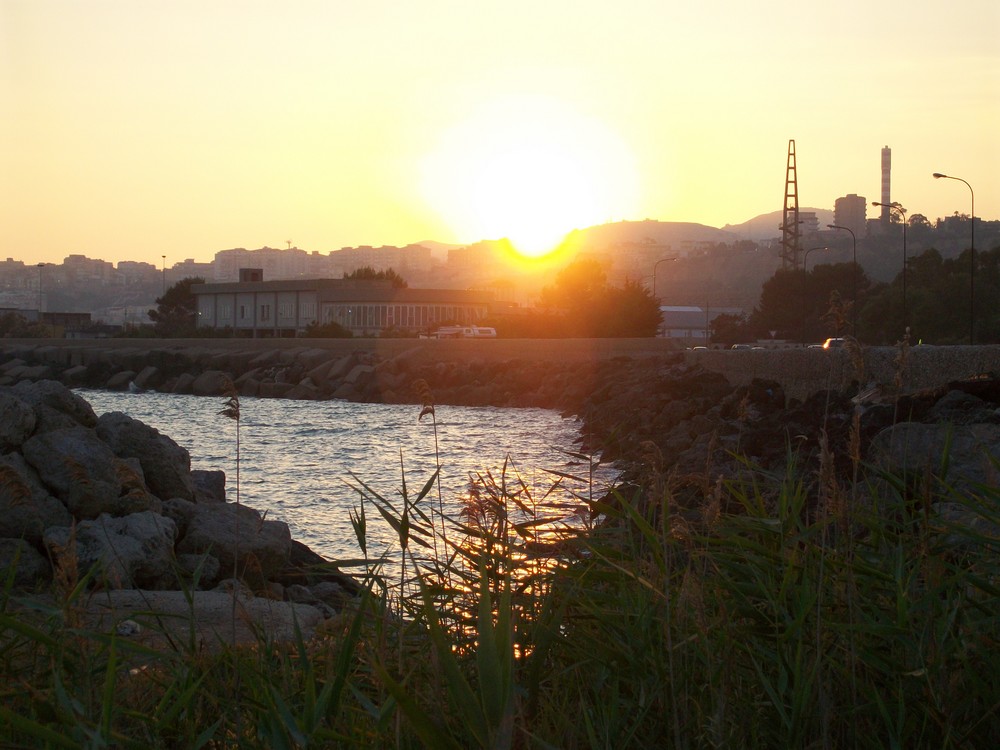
{"left": 191, "top": 271, "right": 494, "bottom": 337}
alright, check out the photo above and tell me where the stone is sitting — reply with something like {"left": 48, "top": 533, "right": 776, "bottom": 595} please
{"left": 22, "top": 426, "right": 123, "bottom": 518}
{"left": 171, "top": 373, "right": 196, "bottom": 394}
{"left": 0, "top": 538, "right": 51, "bottom": 588}
{"left": 132, "top": 366, "right": 164, "bottom": 391}
{"left": 96, "top": 411, "right": 195, "bottom": 501}
{"left": 0, "top": 453, "right": 73, "bottom": 543}
{"left": 192, "top": 469, "right": 227, "bottom": 503}
{"left": 191, "top": 370, "right": 232, "bottom": 397}
{"left": 176, "top": 502, "right": 292, "bottom": 588}
{"left": 106, "top": 371, "right": 137, "bottom": 391}
{"left": 43, "top": 511, "right": 178, "bottom": 590}
{"left": 0, "top": 390, "right": 36, "bottom": 452}
{"left": 11, "top": 379, "right": 98, "bottom": 431}
{"left": 78, "top": 589, "right": 324, "bottom": 651}
{"left": 870, "top": 422, "right": 1000, "bottom": 489}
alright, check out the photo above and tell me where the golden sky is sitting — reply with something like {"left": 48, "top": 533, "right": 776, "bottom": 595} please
{"left": 2, "top": 0, "right": 998, "bottom": 266}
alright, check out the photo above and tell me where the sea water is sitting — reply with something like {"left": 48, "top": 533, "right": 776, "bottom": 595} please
{"left": 76, "top": 390, "right": 614, "bottom": 572}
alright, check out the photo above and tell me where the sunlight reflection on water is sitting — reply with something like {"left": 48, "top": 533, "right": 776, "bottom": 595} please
{"left": 76, "top": 390, "right": 615, "bottom": 572}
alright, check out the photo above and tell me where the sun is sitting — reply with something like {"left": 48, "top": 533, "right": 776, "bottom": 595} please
{"left": 421, "top": 96, "right": 638, "bottom": 258}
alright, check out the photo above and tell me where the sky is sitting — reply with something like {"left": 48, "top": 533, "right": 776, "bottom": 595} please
{"left": 2, "top": 0, "right": 998, "bottom": 266}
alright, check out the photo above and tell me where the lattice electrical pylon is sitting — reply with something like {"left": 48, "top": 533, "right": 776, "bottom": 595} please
{"left": 779, "top": 139, "right": 802, "bottom": 271}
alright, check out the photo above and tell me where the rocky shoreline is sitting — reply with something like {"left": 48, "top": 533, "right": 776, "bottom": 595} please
{"left": 2, "top": 340, "right": 998, "bottom": 645}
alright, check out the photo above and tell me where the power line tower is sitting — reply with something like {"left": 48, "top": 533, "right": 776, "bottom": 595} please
{"left": 780, "top": 139, "right": 802, "bottom": 271}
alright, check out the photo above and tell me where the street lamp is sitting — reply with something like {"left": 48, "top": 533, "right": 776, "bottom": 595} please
{"left": 36, "top": 262, "right": 48, "bottom": 321}
{"left": 933, "top": 172, "right": 975, "bottom": 344}
{"left": 161, "top": 255, "right": 167, "bottom": 295}
{"left": 803, "top": 246, "right": 829, "bottom": 273}
{"left": 872, "top": 201, "right": 908, "bottom": 334}
{"left": 827, "top": 224, "right": 858, "bottom": 338}
{"left": 651, "top": 256, "right": 678, "bottom": 300}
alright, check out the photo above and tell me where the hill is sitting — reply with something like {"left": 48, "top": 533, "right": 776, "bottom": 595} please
{"left": 722, "top": 208, "right": 835, "bottom": 240}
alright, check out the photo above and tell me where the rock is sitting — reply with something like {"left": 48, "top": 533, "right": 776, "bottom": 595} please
{"left": 176, "top": 502, "right": 292, "bottom": 588}
{"left": 926, "top": 389, "right": 998, "bottom": 425}
{"left": 60, "top": 365, "right": 89, "bottom": 384}
{"left": 132, "top": 366, "right": 164, "bottom": 391}
{"left": 258, "top": 381, "right": 293, "bottom": 398}
{"left": 106, "top": 371, "right": 137, "bottom": 391}
{"left": 192, "top": 469, "right": 227, "bottom": 503}
{"left": 0, "top": 538, "right": 51, "bottom": 588}
{"left": 191, "top": 370, "right": 232, "bottom": 397}
{"left": 96, "top": 411, "right": 195, "bottom": 501}
{"left": 171, "top": 372, "right": 196, "bottom": 394}
{"left": 0, "top": 390, "right": 36, "bottom": 452}
{"left": 43, "top": 511, "right": 178, "bottom": 590}
{"left": 177, "top": 551, "right": 221, "bottom": 585}
{"left": 11, "top": 379, "right": 98, "bottom": 432}
{"left": 0, "top": 453, "right": 73, "bottom": 543}
{"left": 78, "top": 589, "right": 324, "bottom": 650}
{"left": 22, "top": 426, "right": 123, "bottom": 518}
{"left": 870, "top": 422, "right": 1000, "bottom": 489}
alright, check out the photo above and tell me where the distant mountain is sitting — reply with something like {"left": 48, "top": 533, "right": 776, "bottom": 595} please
{"left": 722, "top": 208, "right": 835, "bottom": 241}
{"left": 412, "top": 240, "right": 462, "bottom": 259}
{"left": 560, "top": 219, "right": 737, "bottom": 247}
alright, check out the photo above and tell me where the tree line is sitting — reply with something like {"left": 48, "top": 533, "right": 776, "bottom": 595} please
{"left": 712, "top": 246, "right": 1000, "bottom": 345}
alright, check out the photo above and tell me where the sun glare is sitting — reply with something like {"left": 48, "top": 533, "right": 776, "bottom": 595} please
{"left": 421, "top": 96, "right": 638, "bottom": 258}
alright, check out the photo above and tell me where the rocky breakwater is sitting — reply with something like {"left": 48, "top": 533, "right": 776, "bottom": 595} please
{"left": 0, "top": 380, "right": 361, "bottom": 647}
{"left": 570, "top": 355, "right": 1000, "bottom": 533}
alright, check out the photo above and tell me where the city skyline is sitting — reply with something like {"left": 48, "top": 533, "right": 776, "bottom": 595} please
{"left": 3, "top": 1, "right": 997, "bottom": 267}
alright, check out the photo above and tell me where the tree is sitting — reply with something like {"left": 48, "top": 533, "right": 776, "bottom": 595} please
{"left": 148, "top": 277, "right": 204, "bottom": 337}
{"left": 590, "top": 280, "right": 662, "bottom": 337}
{"left": 710, "top": 312, "right": 752, "bottom": 345}
{"left": 750, "top": 263, "right": 872, "bottom": 342}
{"left": 343, "top": 266, "right": 408, "bottom": 288}
{"left": 302, "top": 320, "right": 353, "bottom": 338}
{"left": 539, "top": 258, "right": 607, "bottom": 311}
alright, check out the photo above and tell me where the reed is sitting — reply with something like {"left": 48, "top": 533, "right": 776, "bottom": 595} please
{"left": 2, "top": 412, "right": 998, "bottom": 747}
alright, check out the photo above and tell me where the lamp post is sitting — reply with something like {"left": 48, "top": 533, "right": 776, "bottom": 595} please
{"left": 803, "top": 246, "right": 829, "bottom": 273}
{"left": 873, "top": 201, "right": 908, "bottom": 334}
{"left": 36, "top": 262, "right": 47, "bottom": 321}
{"left": 933, "top": 173, "right": 975, "bottom": 344}
{"left": 161, "top": 255, "right": 167, "bottom": 295}
{"left": 827, "top": 224, "right": 858, "bottom": 338}
{"left": 651, "top": 256, "right": 678, "bottom": 300}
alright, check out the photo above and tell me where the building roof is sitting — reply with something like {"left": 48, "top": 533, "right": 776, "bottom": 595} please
{"left": 191, "top": 278, "right": 493, "bottom": 304}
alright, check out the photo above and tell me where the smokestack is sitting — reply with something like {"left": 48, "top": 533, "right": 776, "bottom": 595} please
{"left": 881, "top": 146, "right": 891, "bottom": 225}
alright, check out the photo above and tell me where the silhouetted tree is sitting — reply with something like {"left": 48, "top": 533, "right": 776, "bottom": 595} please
{"left": 710, "top": 312, "right": 752, "bottom": 345}
{"left": 302, "top": 320, "right": 353, "bottom": 338}
{"left": 343, "top": 266, "right": 408, "bottom": 288}
{"left": 148, "top": 277, "right": 204, "bottom": 337}
{"left": 751, "top": 263, "right": 872, "bottom": 342}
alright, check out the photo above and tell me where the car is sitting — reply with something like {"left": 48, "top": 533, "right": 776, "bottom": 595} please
{"left": 822, "top": 337, "right": 846, "bottom": 350}
{"left": 730, "top": 344, "right": 752, "bottom": 350}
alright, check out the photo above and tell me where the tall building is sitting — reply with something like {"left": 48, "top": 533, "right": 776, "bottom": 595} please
{"left": 880, "top": 146, "right": 891, "bottom": 225}
{"left": 834, "top": 194, "right": 867, "bottom": 238}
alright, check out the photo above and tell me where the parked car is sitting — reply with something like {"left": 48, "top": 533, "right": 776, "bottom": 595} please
{"left": 730, "top": 344, "right": 752, "bottom": 350}
{"left": 822, "top": 337, "right": 846, "bottom": 350}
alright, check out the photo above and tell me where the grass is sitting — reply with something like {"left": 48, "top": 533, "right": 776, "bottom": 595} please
{"left": 2, "top": 422, "right": 999, "bottom": 747}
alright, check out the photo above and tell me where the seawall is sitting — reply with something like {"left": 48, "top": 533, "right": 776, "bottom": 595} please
{"left": 1, "top": 338, "right": 998, "bottom": 405}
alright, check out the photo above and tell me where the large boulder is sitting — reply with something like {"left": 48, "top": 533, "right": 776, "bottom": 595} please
{"left": 0, "top": 538, "right": 51, "bottom": 589}
{"left": 10, "top": 379, "right": 98, "bottom": 432}
{"left": 871, "top": 422, "right": 1000, "bottom": 489}
{"left": 22, "top": 427, "right": 123, "bottom": 518}
{"left": 191, "top": 370, "right": 232, "bottom": 397}
{"left": 44, "top": 511, "right": 178, "bottom": 590}
{"left": 176, "top": 502, "right": 292, "bottom": 589}
{"left": 96, "top": 412, "right": 195, "bottom": 501}
{"left": 0, "top": 453, "right": 73, "bottom": 543}
{"left": 0, "top": 390, "right": 37, "bottom": 452}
